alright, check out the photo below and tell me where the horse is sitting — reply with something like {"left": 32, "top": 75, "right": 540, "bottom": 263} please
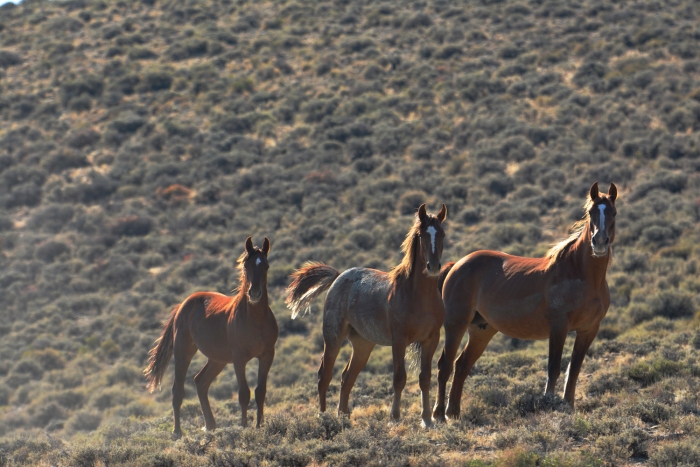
{"left": 144, "top": 237, "right": 278, "bottom": 437}
{"left": 433, "top": 182, "right": 617, "bottom": 422}
{"left": 286, "top": 204, "right": 447, "bottom": 427}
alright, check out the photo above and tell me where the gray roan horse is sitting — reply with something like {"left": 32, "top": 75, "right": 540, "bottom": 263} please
{"left": 433, "top": 183, "right": 617, "bottom": 422}
{"left": 286, "top": 204, "right": 447, "bottom": 427}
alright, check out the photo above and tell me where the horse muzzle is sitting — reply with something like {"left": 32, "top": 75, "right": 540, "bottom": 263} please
{"left": 591, "top": 238, "right": 610, "bottom": 257}
{"left": 426, "top": 262, "right": 442, "bottom": 277}
{"left": 248, "top": 288, "right": 263, "bottom": 303}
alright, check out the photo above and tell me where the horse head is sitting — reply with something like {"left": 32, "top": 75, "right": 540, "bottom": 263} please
{"left": 417, "top": 203, "right": 447, "bottom": 277}
{"left": 243, "top": 236, "right": 270, "bottom": 303}
{"left": 588, "top": 182, "right": 617, "bottom": 257}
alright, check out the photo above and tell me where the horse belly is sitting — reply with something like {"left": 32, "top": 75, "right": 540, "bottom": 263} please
{"left": 335, "top": 269, "right": 393, "bottom": 346}
{"left": 479, "top": 292, "right": 549, "bottom": 340}
{"left": 347, "top": 292, "right": 392, "bottom": 346}
{"left": 190, "top": 312, "right": 232, "bottom": 363}
{"left": 349, "top": 313, "right": 393, "bottom": 346}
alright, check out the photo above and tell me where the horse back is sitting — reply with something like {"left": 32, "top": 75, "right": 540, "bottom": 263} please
{"left": 180, "top": 292, "right": 235, "bottom": 363}
{"left": 445, "top": 249, "right": 607, "bottom": 339}
{"left": 326, "top": 267, "right": 394, "bottom": 346}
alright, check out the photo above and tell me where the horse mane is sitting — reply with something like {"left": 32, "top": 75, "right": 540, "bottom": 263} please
{"left": 543, "top": 197, "right": 594, "bottom": 270}
{"left": 388, "top": 217, "right": 422, "bottom": 285}
{"left": 231, "top": 249, "right": 251, "bottom": 305}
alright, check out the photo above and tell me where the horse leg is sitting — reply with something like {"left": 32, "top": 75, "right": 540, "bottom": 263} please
{"left": 255, "top": 349, "right": 275, "bottom": 428}
{"left": 390, "top": 340, "right": 408, "bottom": 423}
{"left": 233, "top": 358, "right": 251, "bottom": 428}
{"left": 433, "top": 315, "right": 471, "bottom": 423}
{"left": 545, "top": 319, "right": 569, "bottom": 395}
{"left": 563, "top": 325, "right": 599, "bottom": 407}
{"left": 338, "top": 330, "right": 374, "bottom": 416}
{"left": 318, "top": 319, "right": 350, "bottom": 413}
{"left": 172, "top": 331, "right": 197, "bottom": 439}
{"left": 445, "top": 324, "right": 497, "bottom": 420}
{"left": 419, "top": 332, "right": 440, "bottom": 428}
{"left": 194, "top": 359, "right": 227, "bottom": 432}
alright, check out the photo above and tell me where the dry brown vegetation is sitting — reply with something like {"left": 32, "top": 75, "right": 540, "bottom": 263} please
{"left": 1, "top": 0, "right": 700, "bottom": 465}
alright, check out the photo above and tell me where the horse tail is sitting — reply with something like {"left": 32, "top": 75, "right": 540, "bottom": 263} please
{"left": 285, "top": 262, "right": 340, "bottom": 319}
{"left": 438, "top": 261, "right": 456, "bottom": 296}
{"left": 144, "top": 305, "right": 178, "bottom": 393}
{"left": 407, "top": 342, "right": 422, "bottom": 375}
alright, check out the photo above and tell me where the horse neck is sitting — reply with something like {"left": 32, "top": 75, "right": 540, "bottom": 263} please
{"left": 238, "top": 283, "right": 269, "bottom": 316}
{"left": 571, "top": 224, "right": 610, "bottom": 284}
{"left": 407, "top": 245, "right": 438, "bottom": 293}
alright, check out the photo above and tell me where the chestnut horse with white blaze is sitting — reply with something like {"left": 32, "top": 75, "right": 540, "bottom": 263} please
{"left": 433, "top": 182, "right": 618, "bottom": 422}
{"left": 286, "top": 204, "right": 447, "bottom": 427}
{"left": 144, "top": 237, "right": 278, "bottom": 437}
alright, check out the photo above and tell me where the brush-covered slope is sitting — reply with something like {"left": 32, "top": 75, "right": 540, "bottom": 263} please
{"left": 1, "top": 0, "right": 700, "bottom": 465}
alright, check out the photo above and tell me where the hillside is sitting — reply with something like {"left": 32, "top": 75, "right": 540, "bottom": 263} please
{"left": 1, "top": 0, "right": 700, "bottom": 465}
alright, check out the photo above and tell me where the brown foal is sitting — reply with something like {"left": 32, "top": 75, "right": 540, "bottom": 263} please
{"left": 144, "top": 237, "right": 278, "bottom": 437}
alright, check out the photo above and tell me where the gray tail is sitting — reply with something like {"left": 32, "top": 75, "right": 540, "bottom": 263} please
{"left": 407, "top": 342, "right": 422, "bottom": 375}
{"left": 285, "top": 262, "right": 340, "bottom": 319}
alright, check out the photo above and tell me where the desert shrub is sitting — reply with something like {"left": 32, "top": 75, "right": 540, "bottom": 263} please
{"left": 138, "top": 70, "right": 173, "bottom": 92}
{"left": 167, "top": 39, "right": 208, "bottom": 61}
{"left": 43, "top": 151, "right": 89, "bottom": 173}
{"left": 27, "top": 204, "right": 75, "bottom": 233}
{"left": 0, "top": 50, "right": 21, "bottom": 68}
{"left": 628, "top": 358, "right": 684, "bottom": 385}
{"left": 10, "top": 359, "right": 44, "bottom": 380}
{"left": 110, "top": 216, "right": 154, "bottom": 237}
{"left": 649, "top": 441, "right": 700, "bottom": 467}
{"left": 66, "top": 129, "right": 101, "bottom": 149}
{"left": 35, "top": 241, "right": 71, "bottom": 263}
{"left": 67, "top": 410, "right": 102, "bottom": 432}
{"left": 397, "top": 190, "right": 427, "bottom": 215}
{"left": 299, "top": 225, "right": 328, "bottom": 245}
{"left": 128, "top": 47, "right": 158, "bottom": 60}
{"left": 60, "top": 75, "right": 103, "bottom": 107}
{"left": 649, "top": 291, "right": 695, "bottom": 319}
{"left": 348, "top": 230, "right": 375, "bottom": 251}
{"left": 631, "top": 399, "right": 674, "bottom": 424}
{"left": 31, "top": 401, "right": 66, "bottom": 428}
{"left": 2, "top": 182, "right": 43, "bottom": 208}
{"left": 94, "top": 258, "right": 138, "bottom": 291}
{"left": 108, "top": 113, "right": 146, "bottom": 134}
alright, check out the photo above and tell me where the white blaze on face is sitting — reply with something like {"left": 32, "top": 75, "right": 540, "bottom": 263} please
{"left": 597, "top": 204, "right": 606, "bottom": 233}
{"left": 256, "top": 257, "right": 261, "bottom": 266}
{"left": 426, "top": 226, "right": 437, "bottom": 254}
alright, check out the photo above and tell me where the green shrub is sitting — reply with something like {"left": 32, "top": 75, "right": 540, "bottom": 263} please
{"left": 649, "top": 441, "right": 700, "bottom": 467}
{"left": 649, "top": 291, "right": 695, "bottom": 319}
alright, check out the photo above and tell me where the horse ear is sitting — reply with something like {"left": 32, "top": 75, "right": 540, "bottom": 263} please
{"left": 417, "top": 204, "right": 427, "bottom": 223}
{"left": 608, "top": 183, "right": 618, "bottom": 204}
{"left": 245, "top": 236, "right": 254, "bottom": 253}
{"left": 589, "top": 182, "right": 599, "bottom": 201}
{"left": 437, "top": 204, "right": 447, "bottom": 222}
{"left": 262, "top": 237, "right": 270, "bottom": 255}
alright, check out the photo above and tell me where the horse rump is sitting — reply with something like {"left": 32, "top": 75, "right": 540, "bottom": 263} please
{"left": 438, "top": 261, "right": 456, "bottom": 296}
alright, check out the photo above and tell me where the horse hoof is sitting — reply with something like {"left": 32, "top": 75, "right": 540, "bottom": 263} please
{"left": 421, "top": 418, "right": 434, "bottom": 429}
{"left": 432, "top": 415, "right": 447, "bottom": 424}
{"left": 171, "top": 431, "right": 182, "bottom": 440}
